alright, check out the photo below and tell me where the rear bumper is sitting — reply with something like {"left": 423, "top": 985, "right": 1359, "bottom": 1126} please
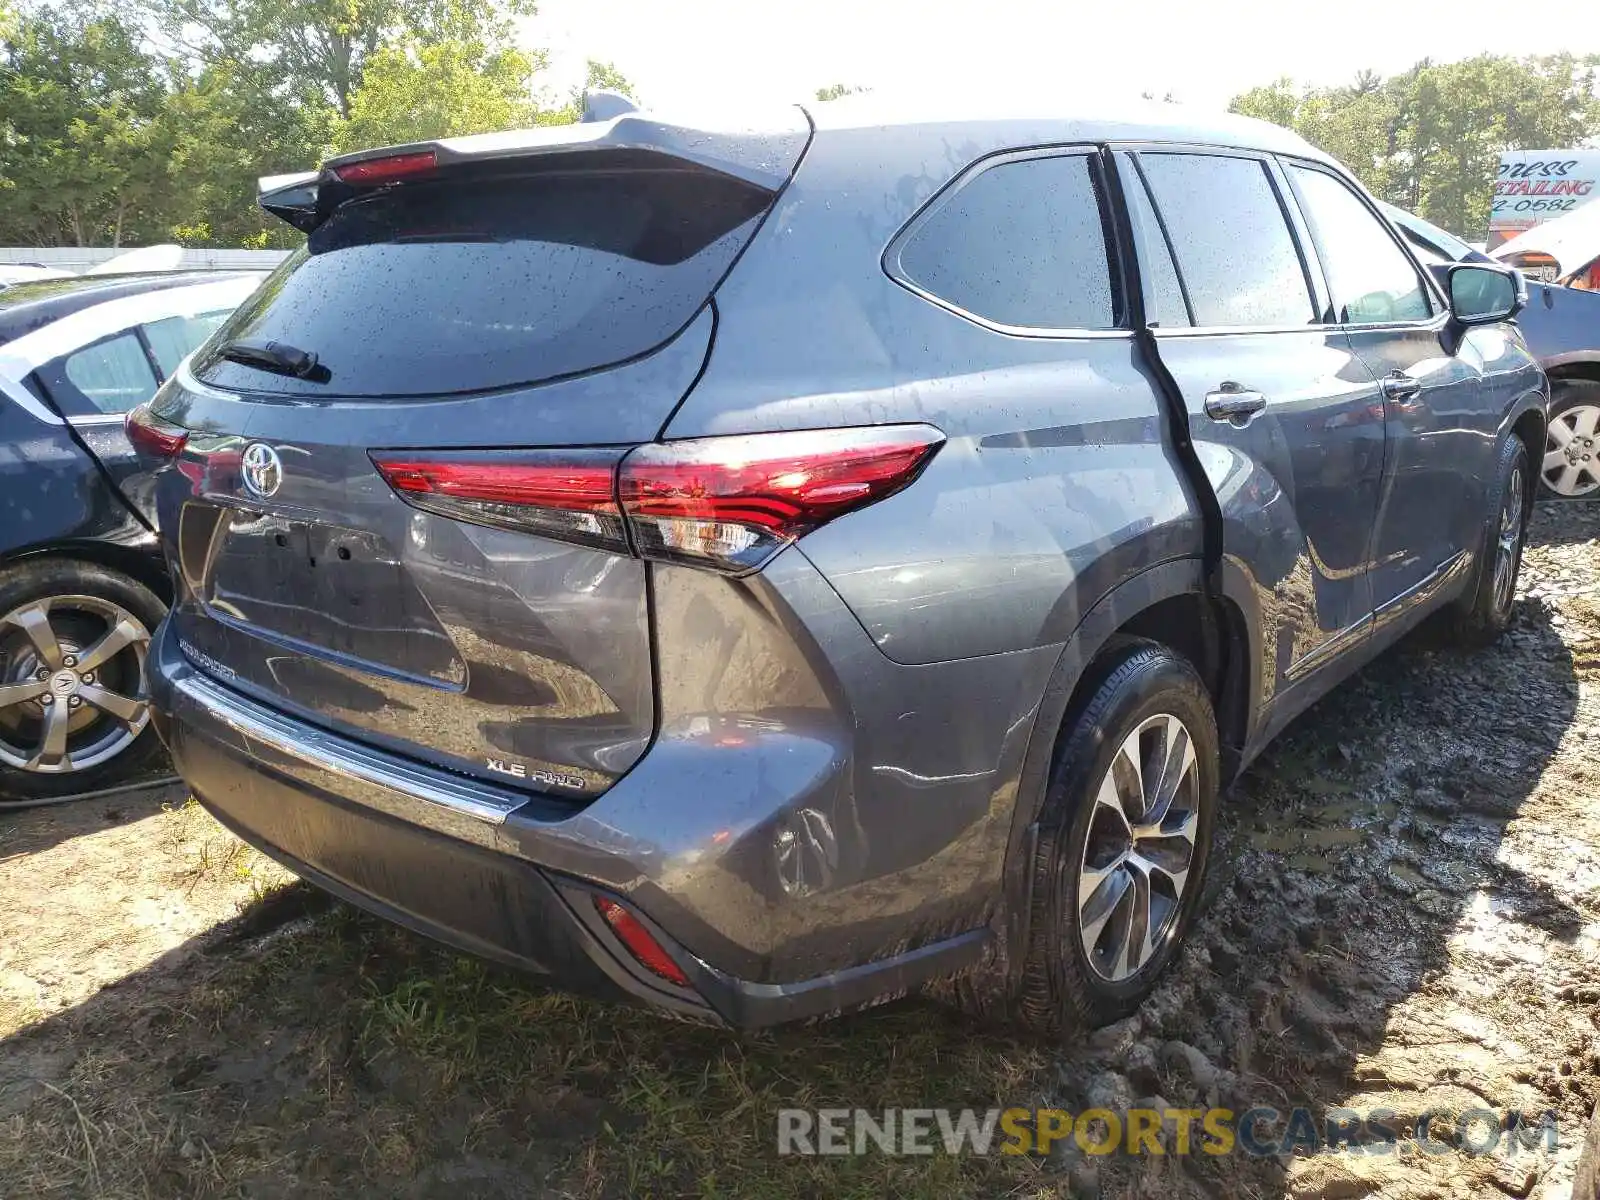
{"left": 148, "top": 616, "right": 989, "bottom": 1027}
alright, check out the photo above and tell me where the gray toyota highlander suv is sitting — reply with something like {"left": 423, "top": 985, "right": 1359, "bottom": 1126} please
{"left": 135, "top": 95, "right": 1546, "bottom": 1034}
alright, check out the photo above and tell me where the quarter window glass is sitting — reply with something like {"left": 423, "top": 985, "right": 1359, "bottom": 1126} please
{"left": 1118, "top": 154, "right": 1191, "bottom": 328}
{"left": 62, "top": 333, "right": 158, "bottom": 414}
{"left": 1137, "top": 153, "right": 1314, "bottom": 328}
{"left": 144, "top": 310, "right": 231, "bottom": 376}
{"left": 895, "top": 154, "right": 1118, "bottom": 330}
{"left": 1289, "top": 166, "right": 1433, "bottom": 324}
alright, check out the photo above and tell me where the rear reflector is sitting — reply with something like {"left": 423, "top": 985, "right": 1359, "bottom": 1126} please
{"left": 331, "top": 150, "right": 438, "bottom": 186}
{"left": 593, "top": 896, "right": 690, "bottom": 986}
{"left": 371, "top": 424, "right": 944, "bottom": 574}
{"left": 125, "top": 402, "right": 188, "bottom": 459}
{"left": 372, "top": 449, "right": 628, "bottom": 551}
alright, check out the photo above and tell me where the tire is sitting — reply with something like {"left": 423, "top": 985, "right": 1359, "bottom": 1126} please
{"left": 0, "top": 559, "right": 167, "bottom": 804}
{"left": 1540, "top": 381, "right": 1600, "bottom": 500}
{"left": 1442, "top": 435, "right": 1530, "bottom": 649}
{"left": 1015, "top": 640, "right": 1219, "bottom": 1037}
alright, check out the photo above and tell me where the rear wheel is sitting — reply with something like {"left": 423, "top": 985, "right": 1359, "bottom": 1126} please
{"left": 1540, "top": 382, "right": 1600, "bottom": 500}
{"left": 0, "top": 560, "right": 166, "bottom": 804}
{"left": 1015, "top": 641, "right": 1219, "bottom": 1037}
{"left": 1443, "top": 435, "right": 1529, "bottom": 648}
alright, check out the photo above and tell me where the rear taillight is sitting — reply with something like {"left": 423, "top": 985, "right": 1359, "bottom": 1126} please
{"left": 372, "top": 449, "right": 628, "bottom": 552}
{"left": 372, "top": 425, "right": 943, "bottom": 574}
{"left": 125, "top": 403, "right": 188, "bottom": 459}
{"left": 620, "top": 426, "right": 944, "bottom": 572}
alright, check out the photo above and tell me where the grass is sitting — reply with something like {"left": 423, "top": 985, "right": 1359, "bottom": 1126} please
{"left": 156, "top": 794, "right": 293, "bottom": 905}
{"left": 0, "top": 811, "right": 1084, "bottom": 1200}
{"left": 212, "top": 903, "right": 1072, "bottom": 1198}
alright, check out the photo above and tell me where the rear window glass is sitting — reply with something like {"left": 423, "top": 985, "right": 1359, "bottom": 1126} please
{"left": 892, "top": 153, "right": 1119, "bottom": 331}
{"left": 195, "top": 165, "right": 771, "bottom": 397}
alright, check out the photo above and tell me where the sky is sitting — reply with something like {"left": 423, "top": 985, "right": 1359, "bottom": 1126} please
{"left": 525, "top": 0, "right": 1600, "bottom": 114}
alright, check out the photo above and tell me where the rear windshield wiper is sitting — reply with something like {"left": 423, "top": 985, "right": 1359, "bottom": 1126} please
{"left": 218, "top": 337, "right": 320, "bottom": 379}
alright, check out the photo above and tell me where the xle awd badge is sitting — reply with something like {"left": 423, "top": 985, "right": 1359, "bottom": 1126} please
{"left": 486, "top": 757, "right": 587, "bottom": 791}
{"left": 240, "top": 442, "right": 284, "bottom": 498}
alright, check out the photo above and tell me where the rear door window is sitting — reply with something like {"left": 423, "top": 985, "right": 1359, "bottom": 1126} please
{"left": 889, "top": 152, "right": 1120, "bottom": 331}
{"left": 194, "top": 162, "right": 773, "bottom": 398}
{"left": 1136, "top": 152, "right": 1316, "bottom": 328}
{"left": 1286, "top": 165, "right": 1435, "bottom": 325}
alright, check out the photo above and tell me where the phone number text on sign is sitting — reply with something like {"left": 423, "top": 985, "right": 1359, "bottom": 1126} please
{"left": 1492, "top": 151, "right": 1600, "bottom": 232}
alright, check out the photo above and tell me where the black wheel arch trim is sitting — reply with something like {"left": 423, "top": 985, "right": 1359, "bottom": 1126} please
{"left": 1540, "top": 351, "right": 1600, "bottom": 378}
{"left": 991, "top": 555, "right": 1256, "bottom": 994}
{"left": 2, "top": 538, "right": 171, "bottom": 604}
{"left": 1502, "top": 384, "right": 1551, "bottom": 496}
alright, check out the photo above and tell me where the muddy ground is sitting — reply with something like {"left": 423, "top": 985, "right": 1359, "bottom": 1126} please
{"left": 1, "top": 502, "right": 1598, "bottom": 1199}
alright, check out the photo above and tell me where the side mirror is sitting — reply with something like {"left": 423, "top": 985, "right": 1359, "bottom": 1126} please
{"left": 1447, "top": 263, "right": 1522, "bottom": 325}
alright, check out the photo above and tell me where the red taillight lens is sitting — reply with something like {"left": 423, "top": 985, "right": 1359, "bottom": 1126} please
{"left": 125, "top": 402, "right": 188, "bottom": 459}
{"left": 331, "top": 150, "right": 437, "bottom": 185}
{"left": 593, "top": 896, "right": 690, "bottom": 987}
{"left": 619, "top": 425, "right": 944, "bottom": 573}
{"left": 372, "top": 425, "right": 944, "bottom": 572}
{"left": 372, "top": 449, "right": 628, "bottom": 551}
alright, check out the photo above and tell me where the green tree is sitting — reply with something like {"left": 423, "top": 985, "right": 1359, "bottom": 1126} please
{"left": 143, "top": 0, "right": 538, "bottom": 117}
{"left": 162, "top": 64, "right": 332, "bottom": 247}
{"left": 1231, "top": 54, "right": 1600, "bottom": 237}
{"left": 333, "top": 51, "right": 634, "bottom": 151}
{"left": 814, "top": 83, "right": 866, "bottom": 101}
{"left": 333, "top": 39, "right": 541, "bottom": 151}
{"left": 0, "top": 4, "right": 174, "bottom": 245}
{"left": 578, "top": 59, "right": 634, "bottom": 101}
{"left": 536, "top": 58, "right": 639, "bottom": 126}
{"left": 0, "top": 0, "right": 630, "bottom": 248}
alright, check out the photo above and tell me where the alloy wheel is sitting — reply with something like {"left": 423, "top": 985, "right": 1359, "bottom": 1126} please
{"left": 1077, "top": 713, "right": 1200, "bottom": 983}
{"left": 1493, "top": 464, "right": 1525, "bottom": 616}
{"left": 0, "top": 594, "right": 152, "bottom": 774}
{"left": 1543, "top": 403, "right": 1600, "bottom": 498}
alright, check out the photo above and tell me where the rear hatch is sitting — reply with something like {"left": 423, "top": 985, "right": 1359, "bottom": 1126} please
{"left": 149, "top": 113, "right": 809, "bottom": 798}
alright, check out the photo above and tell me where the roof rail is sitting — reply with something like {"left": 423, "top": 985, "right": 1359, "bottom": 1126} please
{"left": 581, "top": 89, "right": 639, "bottom": 123}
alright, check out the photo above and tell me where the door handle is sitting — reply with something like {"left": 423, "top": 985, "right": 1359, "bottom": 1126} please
{"left": 1204, "top": 384, "right": 1269, "bottom": 425}
{"left": 1378, "top": 372, "right": 1422, "bottom": 403}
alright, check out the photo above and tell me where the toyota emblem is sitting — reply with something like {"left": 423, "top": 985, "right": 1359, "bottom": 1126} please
{"left": 240, "top": 442, "right": 284, "bottom": 498}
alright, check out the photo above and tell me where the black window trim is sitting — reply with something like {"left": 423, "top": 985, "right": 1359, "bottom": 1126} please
{"left": 1115, "top": 150, "right": 1197, "bottom": 328}
{"left": 1396, "top": 223, "right": 1462, "bottom": 266}
{"left": 1108, "top": 142, "right": 1327, "bottom": 338}
{"left": 881, "top": 143, "right": 1133, "bottom": 339}
{"left": 1275, "top": 155, "right": 1449, "bottom": 333}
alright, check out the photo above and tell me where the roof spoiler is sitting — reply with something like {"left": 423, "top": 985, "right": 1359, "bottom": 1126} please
{"left": 255, "top": 102, "right": 810, "bottom": 234}
{"left": 258, "top": 171, "right": 322, "bottom": 233}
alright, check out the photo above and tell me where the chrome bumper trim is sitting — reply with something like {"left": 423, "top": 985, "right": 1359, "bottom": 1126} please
{"left": 172, "top": 667, "right": 526, "bottom": 827}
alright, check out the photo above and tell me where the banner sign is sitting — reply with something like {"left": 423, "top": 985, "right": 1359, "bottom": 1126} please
{"left": 1489, "top": 149, "right": 1600, "bottom": 247}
